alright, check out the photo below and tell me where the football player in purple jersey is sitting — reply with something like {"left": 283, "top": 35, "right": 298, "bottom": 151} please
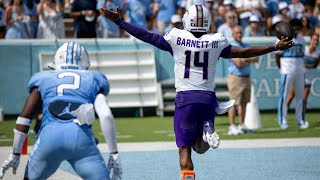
{"left": 101, "top": 4, "right": 293, "bottom": 179}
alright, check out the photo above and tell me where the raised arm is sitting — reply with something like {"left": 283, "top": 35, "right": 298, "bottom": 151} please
{"left": 99, "top": 7, "right": 173, "bottom": 55}
{"left": 226, "top": 38, "right": 294, "bottom": 59}
{"left": 232, "top": 57, "right": 258, "bottom": 68}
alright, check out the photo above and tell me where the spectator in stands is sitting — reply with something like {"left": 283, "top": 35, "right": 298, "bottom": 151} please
{"left": 70, "top": 0, "right": 98, "bottom": 38}
{"left": 205, "top": 0, "right": 214, "bottom": 10}
{"left": 37, "top": 0, "right": 65, "bottom": 39}
{"left": 266, "top": 0, "right": 279, "bottom": 17}
{"left": 0, "top": 0, "right": 5, "bottom": 39}
{"left": 205, "top": 0, "right": 216, "bottom": 32}
{"left": 23, "top": 0, "right": 39, "bottom": 39}
{"left": 146, "top": 15, "right": 160, "bottom": 34}
{"left": 266, "top": 2, "right": 291, "bottom": 36}
{"left": 227, "top": 26, "right": 258, "bottom": 135}
{"left": 217, "top": 10, "right": 237, "bottom": 38}
{"left": 287, "top": 34, "right": 320, "bottom": 115}
{"left": 300, "top": 16, "right": 314, "bottom": 36}
{"left": 97, "top": 0, "right": 123, "bottom": 38}
{"left": 211, "top": 0, "right": 223, "bottom": 10}
{"left": 5, "top": 0, "right": 30, "bottom": 39}
{"left": 122, "top": 0, "right": 152, "bottom": 31}
{"left": 304, "top": 5, "right": 318, "bottom": 28}
{"left": 243, "top": 15, "right": 264, "bottom": 37}
{"left": 176, "top": 0, "right": 186, "bottom": 18}
{"left": 163, "top": 14, "right": 182, "bottom": 35}
{"left": 276, "top": 1, "right": 291, "bottom": 23}
{"left": 214, "top": 5, "right": 225, "bottom": 30}
{"left": 153, "top": 0, "right": 177, "bottom": 35}
{"left": 223, "top": 0, "right": 235, "bottom": 12}
{"left": 235, "top": 0, "right": 268, "bottom": 29}
{"left": 289, "top": 0, "right": 304, "bottom": 19}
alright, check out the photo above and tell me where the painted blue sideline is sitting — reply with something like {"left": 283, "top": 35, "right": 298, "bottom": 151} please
{"left": 60, "top": 146, "right": 320, "bottom": 180}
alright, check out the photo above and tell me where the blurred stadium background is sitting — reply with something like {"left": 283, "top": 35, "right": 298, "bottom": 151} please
{"left": 0, "top": 38, "right": 319, "bottom": 118}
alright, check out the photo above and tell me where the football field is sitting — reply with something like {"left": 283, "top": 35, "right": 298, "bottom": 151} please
{"left": 0, "top": 112, "right": 320, "bottom": 179}
{"left": 1, "top": 139, "right": 320, "bottom": 180}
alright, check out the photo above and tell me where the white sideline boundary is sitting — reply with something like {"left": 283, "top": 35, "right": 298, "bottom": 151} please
{"left": 0, "top": 138, "right": 319, "bottom": 180}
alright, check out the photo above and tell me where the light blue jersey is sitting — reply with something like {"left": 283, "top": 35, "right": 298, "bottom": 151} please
{"left": 25, "top": 69, "right": 110, "bottom": 180}
{"left": 28, "top": 69, "right": 109, "bottom": 128}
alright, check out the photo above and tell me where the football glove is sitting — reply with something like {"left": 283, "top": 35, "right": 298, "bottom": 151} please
{"left": 107, "top": 153, "right": 123, "bottom": 180}
{"left": 0, "top": 153, "right": 20, "bottom": 179}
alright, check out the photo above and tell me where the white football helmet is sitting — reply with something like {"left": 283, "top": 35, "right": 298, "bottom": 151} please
{"left": 54, "top": 42, "right": 90, "bottom": 70}
{"left": 182, "top": 4, "right": 211, "bottom": 32}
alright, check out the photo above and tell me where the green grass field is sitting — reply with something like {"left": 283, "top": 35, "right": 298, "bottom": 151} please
{"left": 0, "top": 112, "right": 319, "bottom": 146}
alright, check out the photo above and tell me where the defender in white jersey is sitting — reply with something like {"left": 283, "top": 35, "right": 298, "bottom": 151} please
{"left": 287, "top": 34, "right": 320, "bottom": 115}
{"left": 275, "top": 19, "right": 309, "bottom": 129}
{"left": 101, "top": 5, "right": 293, "bottom": 179}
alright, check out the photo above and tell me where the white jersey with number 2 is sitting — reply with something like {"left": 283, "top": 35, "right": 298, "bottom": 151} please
{"left": 164, "top": 28, "right": 230, "bottom": 92}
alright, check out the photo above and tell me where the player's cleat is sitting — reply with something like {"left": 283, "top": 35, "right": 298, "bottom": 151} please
{"left": 202, "top": 121, "right": 220, "bottom": 149}
{"left": 107, "top": 153, "right": 122, "bottom": 180}
{"left": 216, "top": 100, "right": 235, "bottom": 115}
{"left": 181, "top": 170, "right": 195, "bottom": 180}
{"left": 279, "top": 123, "right": 288, "bottom": 129}
{"left": 238, "top": 124, "right": 252, "bottom": 134}
{"left": 298, "top": 121, "right": 309, "bottom": 129}
{"left": 228, "top": 124, "right": 240, "bottom": 135}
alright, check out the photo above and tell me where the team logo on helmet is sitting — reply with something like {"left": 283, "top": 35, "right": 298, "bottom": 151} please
{"left": 54, "top": 42, "right": 90, "bottom": 70}
{"left": 182, "top": 5, "right": 211, "bottom": 32}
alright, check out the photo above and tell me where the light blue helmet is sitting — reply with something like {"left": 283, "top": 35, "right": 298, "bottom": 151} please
{"left": 54, "top": 42, "right": 90, "bottom": 70}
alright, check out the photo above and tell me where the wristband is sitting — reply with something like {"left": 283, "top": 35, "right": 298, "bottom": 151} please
{"left": 16, "top": 116, "right": 31, "bottom": 126}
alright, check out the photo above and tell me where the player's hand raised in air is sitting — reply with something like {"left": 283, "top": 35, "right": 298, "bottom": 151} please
{"left": 275, "top": 37, "right": 294, "bottom": 51}
{"left": 100, "top": 7, "right": 122, "bottom": 23}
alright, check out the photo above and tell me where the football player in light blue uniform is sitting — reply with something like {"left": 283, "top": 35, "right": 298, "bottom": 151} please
{"left": 0, "top": 42, "right": 110, "bottom": 180}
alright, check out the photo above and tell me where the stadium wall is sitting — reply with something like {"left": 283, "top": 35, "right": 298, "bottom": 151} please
{"left": 0, "top": 38, "right": 319, "bottom": 115}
